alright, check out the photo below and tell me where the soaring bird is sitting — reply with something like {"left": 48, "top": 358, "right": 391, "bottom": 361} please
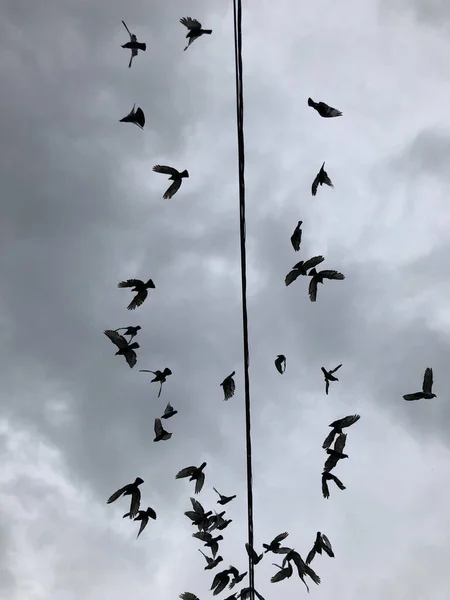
{"left": 322, "top": 414, "right": 360, "bottom": 449}
{"left": 322, "top": 471, "right": 346, "bottom": 499}
{"left": 153, "top": 418, "right": 172, "bottom": 442}
{"left": 324, "top": 433, "right": 348, "bottom": 473}
{"left": 275, "top": 355, "right": 286, "bottom": 374}
{"left": 176, "top": 462, "right": 207, "bottom": 494}
{"left": 263, "top": 532, "right": 289, "bottom": 554}
{"left": 308, "top": 97, "right": 342, "bottom": 118}
{"left": 210, "top": 569, "right": 232, "bottom": 596}
{"left": 121, "top": 21, "right": 146, "bottom": 68}
{"left": 119, "top": 104, "right": 145, "bottom": 129}
{"left": 152, "top": 165, "right": 189, "bottom": 199}
{"left": 118, "top": 278, "right": 155, "bottom": 310}
{"left": 308, "top": 268, "right": 345, "bottom": 302}
{"left": 311, "top": 162, "right": 333, "bottom": 196}
{"left": 107, "top": 477, "right": 143, "bottom": 519}
{"left": 221, "top": 371, "right": 236, "bottom": 401}
{"left": 290, "top": 221, "right": 303, "bottom": 251}
{"left": 270, "top": 561, "right": 293, "bottom": 583}
{"left": 245, "top": 543, "right": 263, "bottom": 565}
{"left": 306, "top": 532, "right": 334, "bottom": 564}
{"left": 193, "top": 532, "right": 223, "bottom": 557}
{"left": 213, "top": 488, "right": 236, "bottom": 505}
{"left": 185, "top": 497, "right": 212, "bottom": 531}
{"left": 161, "top": 401, "right": 178, "bottom": 419}
{"left": 199, "top": 549, "right": 223, "bottom": 570}
{"left": 139, "top": 367, "right": 172, "bottom": 398}
{"left": 123, "top": 507, "right": 157, "bottom": 538}
{"left": 115, "top": 325, "right": 141, "bottom": 342}
{"left": 281, "top": 549, "right": 320, "bottom": 593}
{"left": 285, "top": 255, "right": 325, "bottom": 287}
{"left": 403, "top": 367, "right": 436, "bottom": 401}
{"left": 228, "top": 566, "right": 247, "bottom": 589}
{"left": 180, "top": 17, "right": 213, "bottom": 51}
{"left": 104, "top": 330, "right": 139, "bottom": 368}
{"left": 321, "top": 364, "right": 342, "bottom": 395}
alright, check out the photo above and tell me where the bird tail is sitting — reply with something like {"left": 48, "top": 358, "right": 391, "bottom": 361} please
{"left": 180, "top": 169, "right": 189, "bottom": 178}
{"left": 203, "top": 30, "right": 213, "bottom": 34}
{"left": 308, "top": 97, "right": 315, "bottom": 107}
{"left": 137, "top": 43, "right": 146, "bottom": 51}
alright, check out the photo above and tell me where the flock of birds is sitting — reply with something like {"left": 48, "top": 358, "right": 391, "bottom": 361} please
{"left": 101, "top": 15, "right": 439, "bottom": 599}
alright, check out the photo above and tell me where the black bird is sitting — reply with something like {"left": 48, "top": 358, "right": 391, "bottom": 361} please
{"left": 216, "top": 517, "right": 232, "bottom": 531}
{"left": 290, "top": 221, "right": 303, "bottom": 251}
{"left": 245, "top": 543, "right": 263, "bottom": 565}
{"left": 211, "top": 569, "right": 232, "bottom": 596}
{"left": 199, "top": 549, "right": 223, "bottom": 570}
{"left": 115, "top": 325, "right": 141, "bottom": 342}
{"left": 324, "top": 433, "right": 348, "bottom": 473}
{"left": 180, "top": 17, "right": 213, "bottom": 51}
{"left": 228, "top": 566, "right": 247, "bottom": 589}
{"left": 322, "top": 471, "right": 346, "bottom": 499}
{"left": 119, "top": 104, "right": 145, "bottom": 129}
{"left": 322, "top": 414, "right": 360, "bottom": 449}
{"left": 107, "top": 477, "right": 143, "bottom": 519}
{"left": 176, "top": 462, "right": 207, "bottom": 494}
{"left": 282, "top": 549, "right": 320, "bottom": 593}
{"left": 237, "top": 588, "right": 265, "bottom": 600}
{"left": 275, "top": 355, "right": 286, "bottom": 374}
{"left": 311, "top": 162, "right": 333, "bottom": 196}
{"left": 118, "top": 278, "right": 155, "bottom": 310}
{"left": 104, "top": 330, "right": 139, "bottom": 369}
{"left": 185, "top": 498, "right": 212, "bottom": 531}
{"left": 308, "top": 267, "right": 345, "bottom": 302}
{"left": 321, "top": 364, "right": 342, "bottom": 395}
{"left": 306, "top": 532, "right": 334, "bottom": 565}
{"left": 193, "top": 531, "right": 223, "bottom": 557}
{"left": 153, "top": 418, "right": 172, "bottom": 442}
{"left": 180, "top": 594, "right": 199, "bottom": 600}
{"left": 221, "top": 371, "right": 236, "bottom": 400}
{"left": 263, "top": 532, "right": 289, "bottom": 554}
{"left": 213, "top": 487, "right": 236, "bottom": 505}
{"left": 270, "top": 561, "right": 293, "bottom": 583}
{"left": 403, "top": 367, "right": 436, "bottom": 401}
{"left": 161, "top": 401, "right": 178, "bottom": 419}
{"left": 205, "top": 510, "right": 225, "bottom": 531}
{"left": 123, "top": 507, "right": 157, "bottom": 538}
{"left": 152, "top": 165, "right": 189, "bottom": 199}
{"left": 308, "top": 97, "right": 342, "bottom": 118}
{"left": 140, "top": 367, "right": 172, "bottom": 398}
{"left": 121, "top": 21, "right": 146, "bottom": 68}
{"left": 285, "top": 255, "right": 325, "bottom": 287}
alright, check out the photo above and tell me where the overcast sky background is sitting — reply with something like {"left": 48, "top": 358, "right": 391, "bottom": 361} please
{"left": 1, "top": 0, "right": 450, "bottom": 598}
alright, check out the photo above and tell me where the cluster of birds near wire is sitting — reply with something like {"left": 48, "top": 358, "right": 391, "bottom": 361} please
{"left": 103, "top": 15, "right": 439, "bottom": 598}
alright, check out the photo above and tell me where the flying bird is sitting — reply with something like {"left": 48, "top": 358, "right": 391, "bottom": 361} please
{"left": 115, "top": 325, "right": 141, "bottom": 342}
{"left": 285, "top": 256, "right": 325, "bottom": 287}
{"left": 322, "top": 471, "right": 346, "bottom": 499}
{"left": 104, "top": 330, "right": 139, "bottom": 369}
{"left": 308, "top": 268, "right": 345, "bottom": 302}
{"left": 139, "top": 367, "right": 172, "bottom": 398}
{"left": 185, "top": 498, "right": 212, "bottom": 531}
{"left": 153, "top": 418, "right": 172, "bottom": 442}
{"left": 306, "top": 532, "right": 334, "bottom": 565}
{"left": 403, "top": 367, "right": 436, "bottom": 401}
{"left": 161, "top": 401, "right": 178, "bottom": 419}
{"left": 180, "top": 17, "right": 213, "bottom": 51}
{"left": 205, "top": 510, "right": 226, "bottom": 532}
{"left": 176, "top": 462, "right": 207, "bottom": 494}
{"left": 270, "top": 561, "right": 293, "bottom": 583}
{"left": 263, "top": 532, "right": 289, "bottom": 554}
{"left": 245, "top": 543, "right": 263, "bottom": 565}
{"left": 282, "top": 549, "right": 320, "bottom": 593}
{"left": 290, "top": 221, "right": 303, "bottom": 251}
{"left": 180, "top": 594, "right": 200, "bottom": 600}
{"left": 321, "top": 364, "right": 342, "bottom": 395}
{"left": 311, "top": 162, "right": 333, "bottom": 196}
{"left": 221, "top": 371, "right": 236, "bottom": 400}
{"left": 210, "top": 569, "right": 232, "bottom": 596}
{"left": 119, "top": 104, "right": 145, "bottom": 129}
{"left": 123, "top": 507, "right": 157, "bottom": 538}
{"left": 322, "top": 414, "right": 360, "bottom": 449}
{"left": 199, "top": 549, "right": 223, "bottom": 570}
{"left": 152, "top": 165, "right": 189, "bottom": 199}
{"left": 228, "top": 566, "right": 247, "bottom": 589}
{"left": 107, "top": 477, "right": 143, "bottom": 519}
{"left": 121, "top": 21, "right": 146, "bottom": 68}
{"left": 213, "top": 488, "right": 236, "bottom": 505}
{"left": 118, "top": 278, "right": 155, "bottom": 310}
{"left": 275, "top": 355, "right": 286, "bottom": 374}
{"left": 192, "top": 532, "right": 223, "bottom": 557}
{"left": 324, "top": 432, "right": 348, "bottom": 473}
{"left": 308, "top": 97, "right": 342, "bottom": 118}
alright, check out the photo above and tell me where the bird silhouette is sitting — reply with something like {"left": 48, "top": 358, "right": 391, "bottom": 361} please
{"left": 290, "top": 221, "right": 303, "bottom": 251}
{"left": 221, "top": 371, "right": 236, "bottom": 400}
{"left": 403, "top": 367, "right": 436, "bottom": 401}
{"left": 321, "top": 471, "right": 346, "bottom": 499}
{"left": 281, "top": 549, "right": 320, "bottom": 593}
{"left": 176, "top": 462, "right": 207, "bottom": 494}
{"left": 107, "top": 477, "right": 143, "bottom": 519}
{"left": 180, "top": 17, "right": 213, "bottom": 51}
{"left": 321, "top": 364, "right": 342, "bottom": 395}
{"left": 306, "top": 532, "right": 334, "bottom": 564}
{"left": 308, "top": 268, "right": 345, "bottom": 302}
{"left": 180, "top": 594, "right": 200, "bottom": 600}
{"left": 275, "top": 355, "right": 286, "bottom": 374}
{"left": 245, "top": 543, "right": 263, "bottom": 565}
{"left": 213, "top": 487, "right": 236, "bottom": 505}
{"left": 115, "top": 325, "right": 141, "bottom": 342}
{"left": 119, "top": 104, "right": 145, "bottom": 129}
{"left": 199, "top": 549, "right": 223, "bottom": 570}
{"left": 263, "top": 532, "right": 289, "bottom": 554}
{"left": 193, "top": 531, "right": 223, "bottom": 557}
{"left": 153, "top": 418, "right": 172, "bottom": 442}
{"left": 123, "top": 507, "right": 157, "bottom": 538}
{"left": 285, "top": 256, "right": 325, "bottom": 287}
{"left": 210, "top": 569, "right": 232, "bottom": 596}
{"left": 228, "top": 566, "right": 247, "bottom": 589}
{"left": 140, "top": 367, "right": 172, "bottom": 398}
{"left": 311, "top": 162, "right": 333, "bottom": 196}
{"left": 324, "top": 432, "right": 348, "bottom": 472}
{"left": 118, "top": 278, "right": 155, "bottom": 310}
{"left": 161, "top": 401, "right": 178, "bottom": 419}
{"left": 270, "top": 561, "right": 293, "bottom": 583}
{"left": 185, "top": 497, "right": 213, "bottom": 531}
{"left": 152, "top": 165, "right": 189, "bottom": 199}
{"left": 308, "top": 97, "right": 342, "bottom": 118}
{"left": 104, "top": 330, "right": 139, "bottom": 368}
{"left": 121, "top": 21, "right": 146, "bottom": 68}
{"left": 322, "top": 414, "right": 360, "bottom": 449}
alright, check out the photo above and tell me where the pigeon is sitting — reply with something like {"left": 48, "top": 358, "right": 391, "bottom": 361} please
{"left": 115, "top": 325, "right": 141, "bottom": 342}
{"left": 153, "top": 418, "right": 172, "bottom": 442}
{"left": 199, "top": 549, "right": 223, "bottom": 570}
{"left": 245, "top": 543, "right": 263, "bottom": 565}
{"left": 221, "top": 371, "right": 236, "bottom": 400}
{"left": 308, "top": 268, "right": 345, "bottom": 302}
{"left": 228, "top": 566, "right": 247, "bottom": 589}
{"left": 176, "top": 462, "right": 207, "bottom": 494}
{"left": 308, "top": 97, "right": 342, "bottom": 118}
{"left": 161, "top": 402, "right": 178, "bottom": 419}
{"left": 263, "top": 532, "right": 289, "bottom": 554}
{"left": 290, "top": 221, "right": 303, "bottom": 251}
{"left": 193, "top": 532, "right": 223, "bottom": 557}
{"left": 311, "top": 162, "right": 333, "bottom": 196}
{"left": 152, "top": 165, "right": 189, "bottom": 199}
{"left": 118, "top": 278, "right": 155, "bottom": 310}
{"left": 306, "top": 532, "right": 334, "bottom": 565}
{"left": 119, "top": 104, "right": 145, "bottom": 129}
{"left": 213, "top": 488, "right": 236, "bottom": 505}
{"left": 180, "top": 594, "right": 200, "bottom": 600}
{"left": 270, "top": 561, "right": 293, "bottom": 583}
{"left": 322, "top": 414, "right": 360, "bottom": 450}
{"left": 121, "top": 21, "right": 146, "bottom": 68}
{"left": 104, "top": 330, "right": 139, "bottom": 368}
{"left": 285, "top": 256, "right": 325, "bottom": 287}
{"left": 282, "top": 549, "right": 320, "bottom": 593}
{"left": 139, "top": 367, "right": 172, "bottom": 398}
{"left": 322, "top": 471, "right": 346, "bottom": 499}
{"left": 211, "top": 569, "right": 232, "bottom": 596}
{"left": 403, "top": 367, "right": 436, "bottom": 401}
{"left": 321, "top": 364, "right": 342, "bottom": 395}
{"left": 107, "top": 477, "right": 143, "bottom": 519}
{"left": 324, "top": 432, "right": 348, "bottom": 473}
{"left": 185, "top": 498, "right": 213, "bottom": 531}
{"left": 205, "top": 510, "right": 226, "bottom": 532}
{"left": 275, "top": 355, "right": 286, "bottom": 374}
{"left": 216, "top": 517, "right": 232, "bottom": 531}
{"left": 180, "top": 17, "right": 213, "bottom": 51}
{"left": 123, "top": 507, "right": 157, "bottom": 538}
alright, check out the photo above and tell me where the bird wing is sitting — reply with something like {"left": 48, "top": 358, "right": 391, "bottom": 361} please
{"left": 164, "top": 402, "right": 174, "bottom": 415}
{"left": 285, "top": 269, "right": 302, "bottom": 286}
{"left": 330, "top": 414, "right": 360, "bottom": 429}
{"left": 333, "top": 433, "right": 347, "bottom": 454}
{"left": 329, "top": 473, "right": 346, "bottom": 490}
{"left": 147, "top": 507, "right": 157, "bottom": 520}
{"left": 320, "top": 534, "right": 334, "bottom": 557}
{"left": 403, "top": 392, "right": 424, "bottom": 401}
{"left": 302, "top": 255, "right": 325, "bottom": 271}
{"left": 210, "top": 540, "right": 219, "bottom": 557}
{"left": 163, "top": 179, "right": 182, "bottom": 200}
{"left": 176, "top": 466, "right": 196, "bottom": 479}
{"left": 136, "top": 514, "right": 149, "bottom": 538}
{"left": 104, "top": 329, "right": 128, "bottom": 349}
{"left": 180, "top": 17, "right": 202, "bottom": 30}
{"left": 129, "top": 488, "right": 141, "bottom": 519}
{"left": 322, "top": 171, "right": 334, "bottom": 187}
{"left": 124, "top": 350, "right": 137, "bottom": 369}
{"left": 195, "top": 471, "right": 205, "bottom": 494}
{"left": 134, "top": 107, "right": 145, "bottom": 129}
{"left": 320, "top": 270, "right": 345, "bottom": 280}
{"left": 118, "top": 279, "right": 142, "bottom": 288}
{"left": 305, "top": 547, "right": 316, "bottom": 565}
{"left": 122, "top": 20, "right": 133, "bottom": 39}
{"left": 272, "top": 532, "right": 289, "bottom": 545}
{"left": 191, "top": 497, "right": 204, "bottom": 514}
{"left": 325, "top": 378, "right": 329, "bottom": 395}
{"left": 422, "top": 367, "right": 433, "bottom": 394}
{"left": 153, "top": 164, "right": 179, "bottom": 176}
{"left": 321, "top": 475, "right": 330, "bottom": 499}
{"left": 154, "top": 418, "right": 164, "bottom": 438}
{"left": 330, "top": 364, "right": 342, "bottom": 374}
{"left": 128, "top": 289, "right": 148, "bottom": 310}
{"left": 107, "top": 484, "right": 128, "bottom": 504}
{"left": 308, "top": 277, "right": 318, "bottom": 302}
{"left": 213, "top": 487, "right": 222, "bottom": 498}
{"left": 323, "top": 454, "right": 338, "bottom": 472}
{"left": 180, "top": 593, "right": 200, "bottom": 600}
{"left": 322, "top": 103, "right": 342, "bottom": 117}
{"left": 193, "top": 531, "right": 211, "bottom": 542}
{"left": 290, "top": 225, "right": 302, "bottom": 251}
{"left": 311, "top": 172, "right": 320, "bottom": 196}
{"left": 322, "top": 429, "right": 337, "bottom": 450}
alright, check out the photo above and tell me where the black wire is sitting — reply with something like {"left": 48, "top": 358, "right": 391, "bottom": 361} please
{"left": 232, "top": 0, "right": 255, "bottom": 598}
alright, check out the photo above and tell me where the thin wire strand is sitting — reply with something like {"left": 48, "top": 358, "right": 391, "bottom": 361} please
{"left": 232, "top": 0, "right": 255, "bottom": 598}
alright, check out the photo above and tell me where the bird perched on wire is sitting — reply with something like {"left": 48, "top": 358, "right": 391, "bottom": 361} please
{"left": 321, "top": 364, "right": 342, "bottom": 395}
{"left": 121, "top": 21, "right": 146, "bottom": 68}
{"left": 213, "top": 488, "right": 236, "bottom": 505}
{"left": 118, "top": 278, "right": 155, "bottom": 310}
{"left": 306, "top": 532, "right": 334, "bottom": 564}
{"left": 139, "top": 367, "right": 172, "bottom": 398}
{"left": 323, "top": 433, "right": 348, "bottom": 473}
{"left": 107, "top": 477, "right": 143, "bottom": 519}
{"left": 263, "top": 532, "right": 289, "bottom": 554}
{"left": 193, "top": 531, "right": 223, "bottom": 557}
{"left": 290, "top": 221, "right": 303, "bottom": 251}
{"left": 176, "top": 462, "right": 207, "bottom": 494}
{"left": 153, "top": 418, "right": 172, "bottom": 442}
{"left": 119, "top": 104, "right": 145, "bottom": 129}
{"left": 311, "top": 162, "right": 333, "bottom": 196}
{"left": 152, "top": 165, "right": 189, "bottom": 199}
{"left": 308, "top": 267, "right": 345, "bottom": 302}
{"left": 220, "top": 371, "right": 236, "bottom": 400}
{"left": 322, "top": 414, "right": 360, "bottom": 449}
{"left": 161, "top": 401, "right": 178, "bottom": 419}
{"left": 285, "top": 256, "right": 325, "bottom": 287}
{"left": 114, "top": 325, "right": 141, "bottom": 343}
{"left": 322, "top": 471, "right": 346, "bottom": 499}
{"left": 308, "top": 97, "right": 342, "bottom": 118}
{"left": 180, "top": 17, "right": 213, "bottom": 51}
{"left": 199, "top": 549, "right": 223, "bottom": 570}
{"left": 104, "top": 330, "right": 139, "bottom": 368}
{"left": 275, "top": 355, "right": 286, "bottom": 374}
{"left": 123, "top": 506, "right": 157, "bottom": 538}
{"left": 403, "top": 367, "right": 436, "bottom": 401}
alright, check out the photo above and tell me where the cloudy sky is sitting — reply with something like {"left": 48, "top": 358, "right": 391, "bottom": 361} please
{"left": 1, "top": 0, "right": 450, "bottom": 598}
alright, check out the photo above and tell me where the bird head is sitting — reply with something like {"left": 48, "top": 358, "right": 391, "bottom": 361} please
{"left": 307, "top": 98, "right": 314, "bottom": 107}
{"left": 199, "top": 462, "right": 207, "bottom": 470}
{"left": 135, "top": 326, "right": 142, "bottom": 331}
{"left": 135, "top": 477, "right": 144, "bottom": 485}
{"left": 180, "top": 169, "right": 189, "bottom": 178}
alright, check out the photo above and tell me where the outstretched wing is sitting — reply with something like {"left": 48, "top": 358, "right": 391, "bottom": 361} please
{"left": 136, "top": 515, "right": 149, "bottom": 538}
{"left": 330, "top": 414, "right": 360, "bottom": 429}
{"left": 330, "top": 364, "right": 342, "bottom": 374}
{"left": 323, "top": 454, "right": 338, "bottom": 473}
{"left": 134, "top": 107, "right": 145, "bottom": 129}
{"left": 321, "top": 475, "right": 330, "bottom": 499}
{"left": 322, "top": 429, "right": 337, "bottom": 449}
{"left": 180, "top": 594, "right": 200, "bottom": 600}
{"left": 422, "top": 367, "right": 433, "bottom": 394}
{"left": 128, "top": 289, "right": 148, "bottom": 310}
{"left": 320, "top": 270, "right": 345, "bottom": 280}
{"left": 122, "top": 20, "right": 132, "bottom": 39}
{"left": 154, "top": 418, "right": 164, "bottom": 438}
{"left": 104, "top": 329, "right": 128, "bottom": 349}
{"left": 176, "top": 466, "right": 195, "bottom": 479}
{"left": 153, "top": 164, "right": 179, "bottom": 176}
{"left": 118, "top": 279, "right": 142, "bottom": 288}
{"left": 321, "top": 102, "right": 342, "bottom": 117}
{"left": 285, "top": 269, "right": 302, "bottom": 287}
{"left": 195, "top": 471, "right": 205, "bottom": 494}
{"left": 311, "top": 172, "right": 320, "bottom": 196}
{"left": 272, "top": 532, "right": 289, "bottom": 545}
{"left": 107, "top": 484, "right": 128, "bottom": 504}
{"left": 308, "top": 277, "right": 318, "bottom": 302}
{"left": 180, "top": 17, "right": 202, "bottom": 30}
{"left": 403, "top": 392, "right": 424, "bottom": 401}
{"left": 333, "top": 432, "right": 347, "bottom": 454}
{"left": 124, "top": 349, "right": 137, "bottom": 369}
{"left": 163, "top": 179, "right": 182, "bottom": 200}
{"left": 302, "top": 255, "right": 325, "bottom": 271}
